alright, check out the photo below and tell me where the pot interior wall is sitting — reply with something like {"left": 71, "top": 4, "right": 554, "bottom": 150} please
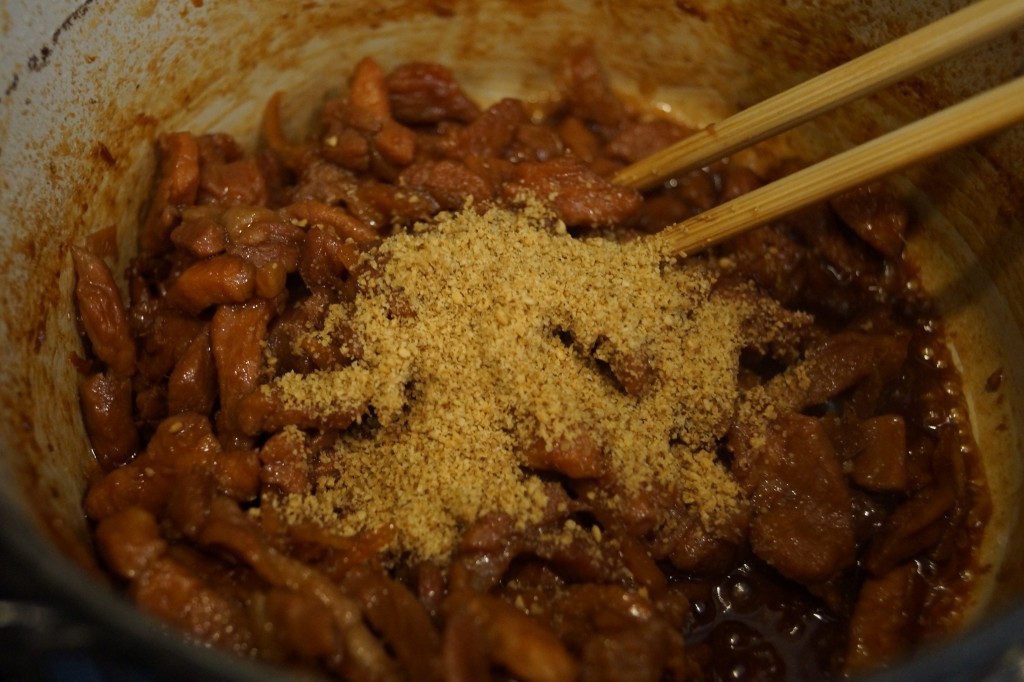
{"left": 1, "top": 0, "right": 1022, "bottom": 655}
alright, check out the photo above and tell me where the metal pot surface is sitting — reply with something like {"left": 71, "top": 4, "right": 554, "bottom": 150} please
{"left": 1, "top": 1, "right": 1022, "bottom": 679}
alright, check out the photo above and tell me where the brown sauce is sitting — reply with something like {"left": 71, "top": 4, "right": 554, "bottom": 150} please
{"left": 71, "top": 47, "right": 989, "bottom": 681}
{"left": 681, "top": 558, "right": 845, "bottom": 681}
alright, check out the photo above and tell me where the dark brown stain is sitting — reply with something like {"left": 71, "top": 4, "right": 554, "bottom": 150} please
{"left": 985, "top": 367, "right": 1004, "bottom": 392}
{"left": 51, "top": 0, "right": 95, "bottom": 47}
{"left": 26, "top": 46, "right": 52, "bottom": 72}
{"left": 4, "top": 0, "right": 95, "bottom": 100}
{"left": 675, "top": 0, "right": 708, "bottom": 22}
{"left": 92, "top": 141, "right": 116, "bottom": 167}
{"left": 4, "top": 73, "right": 19, "bottom": 97}
{"left": 429, "top": 0, "right": 458, "bottom": 17}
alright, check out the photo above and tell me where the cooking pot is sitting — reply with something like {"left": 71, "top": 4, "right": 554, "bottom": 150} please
{"left": 1, "top": 1, "right": 1022, "bottom": 679}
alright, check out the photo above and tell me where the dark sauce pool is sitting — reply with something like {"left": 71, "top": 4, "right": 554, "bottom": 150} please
{"left": 680, "top": 559, "right": 845, "bottom": 681}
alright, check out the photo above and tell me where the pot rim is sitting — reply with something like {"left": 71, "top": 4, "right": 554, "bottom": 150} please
{"left": 1, "top": 2, "right": 1022, "bottom": 679}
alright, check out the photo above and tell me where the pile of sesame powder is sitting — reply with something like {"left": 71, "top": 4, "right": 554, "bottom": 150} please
{"left": 269, "top": 201, "right": 763, "bottom": 561}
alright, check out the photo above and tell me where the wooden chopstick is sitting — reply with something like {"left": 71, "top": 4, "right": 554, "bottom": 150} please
{"left": 653, "top": 75, "right": 1024, "bottom": 256}
{"left": 613, "top": 0, "right": 1024, "bottom": 192}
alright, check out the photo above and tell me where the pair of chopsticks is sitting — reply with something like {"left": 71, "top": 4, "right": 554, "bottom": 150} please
{"left": 613, "top": 0, "right": 1024, "bottom": 256}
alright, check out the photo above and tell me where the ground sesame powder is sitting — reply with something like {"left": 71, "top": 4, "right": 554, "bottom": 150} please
{"left": 269, "top": 201, "right": 772, "bottom": 561}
